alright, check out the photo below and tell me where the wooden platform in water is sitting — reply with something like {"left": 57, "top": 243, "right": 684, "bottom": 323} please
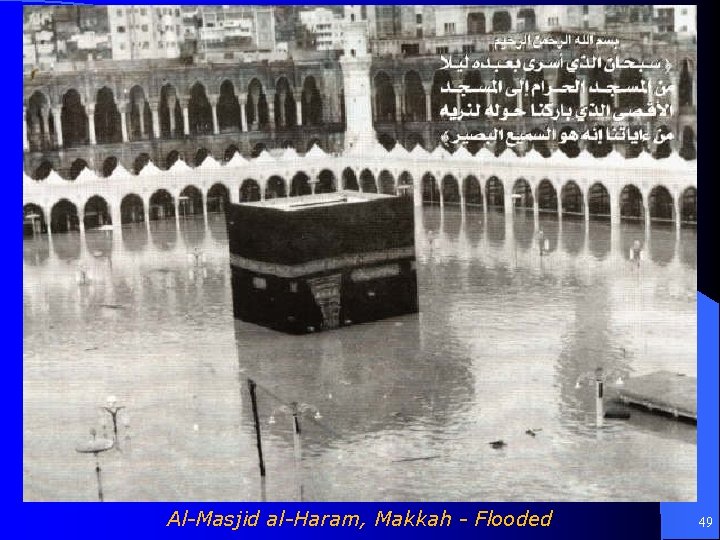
{"left": 612, "top": 371, "right": 696, "bottom": 423}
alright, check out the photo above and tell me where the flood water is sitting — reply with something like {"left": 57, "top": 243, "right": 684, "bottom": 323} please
{"left": 23, "top": 207, "right": 697, "bottom": 501}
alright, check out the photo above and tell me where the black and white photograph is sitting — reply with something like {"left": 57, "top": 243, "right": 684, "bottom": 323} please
{"left": 23, "top": 4, "right": 697, "bottom": 502}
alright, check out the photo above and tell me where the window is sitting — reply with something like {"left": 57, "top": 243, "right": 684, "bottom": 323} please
{"left": 141, "top": 24, "right": 148, "bottom": 32}
{"left": 444, "top": 22, "right": 456, "bottom": 34}
{"left": 175, "top": 9, "right": 180, "bottom": 17}
{"left": 351, "top": 14, "right": 355, "bottom": 22}
{"left": 681, "top": 8, "right": 688, "bottom": 15}
{"left": 680, "top": 25, "right": 687, "bottom": 31}
{"left": 117, "top": 26, "right": 126, "bottom": 33}
{"left": 416, "top": 14, "right": 422, "bottom": 24}
{"left": 142, "top": 42, "right": 149, "bottom": 49}
{"left": 583, "top": 21, "right": 589, "bottom": 29}
{"left": 582, "top": 5, "right": 589, "bottom": 14}
{"left": 436, "top": 46, "right": 449, "bottom": 54}
{"left": 252, "top": 277, "right": 267, "bottom": 289}
{"left": 116, "top": 9, "right": 123, "bottom": 16}
{"left": 361, "top": 5, "right": 367, "bottom": 20}
{"left": 119, "top": 43, "right": 125, "bottom": 50}
{"left": 548, "top": 17, "right": 559, "bottom": 26}
{"left": 140, "top": 8, "right": 146, "bottom": 16}
{"left": 462, "top": 44, "right": 476, "bottom": 53}
{"left": 159, "top": 42, "right": 163, "bottom": 49}
{"left": 416, "top": 28, "right": 423, "bottom": 38}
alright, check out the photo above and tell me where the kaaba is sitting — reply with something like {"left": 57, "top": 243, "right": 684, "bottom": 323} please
{"left": 227, "top": 192, "right": 418, "bottom": 334}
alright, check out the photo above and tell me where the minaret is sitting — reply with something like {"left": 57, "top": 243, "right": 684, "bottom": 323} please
{"left": 339, "top": 16, "right": 375, "bottom": 154}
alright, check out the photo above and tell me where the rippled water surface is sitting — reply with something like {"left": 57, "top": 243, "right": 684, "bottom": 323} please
{"left": 23, "top": 207, "right": 697, "bottom": 501}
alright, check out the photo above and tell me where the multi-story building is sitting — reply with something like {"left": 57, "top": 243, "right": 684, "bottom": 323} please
{"left": 107, "top": 5, "right": 184, "bottom": 60}
{"left": 299, "top": 7, "right": 343, "bottom": 50}
{"left": 654, "top": 5, "right": 696, "bottom": 39}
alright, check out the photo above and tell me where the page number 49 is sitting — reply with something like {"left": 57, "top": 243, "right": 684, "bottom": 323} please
{"left": 698, "top": 517, "right": 713, "bottom": 527}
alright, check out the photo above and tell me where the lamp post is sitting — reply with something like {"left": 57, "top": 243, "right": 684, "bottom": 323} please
{"left": 268, "top": 401, "right": 321, "bottom": 501}
{"left": 75, "top": 429, "right": 114, "bottom": 501}
{"left": 575, "top": 367, "right": 625, "bottom": 428}
{"left": 101, "top": 395, "right": 126, "bottom": 449}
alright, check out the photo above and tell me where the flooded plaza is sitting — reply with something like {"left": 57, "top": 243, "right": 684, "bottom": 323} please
{"left": 23, "top": 207, "right": 697, "bottom": 501}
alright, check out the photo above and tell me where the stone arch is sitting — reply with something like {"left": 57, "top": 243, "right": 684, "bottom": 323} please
{"left": 206, "top": 183, "right": 229, "bottom": 213}
{"left": 560, "top": 181, "right": 584, "bottom": 216}
{"left": 317, "top": 169, "right": 337, "bottom": 194}
{"left": 493, "top": 67, "right": 516, "bottom": 112}
{"left": 618, "top": 62, "right": 644, "bottom": 110}
{"left": 165, "top": 150, "right": 180, "bottom": 169}
{"left": 290, "top": 172, "right": 311, "bottom": 196}
{"left": 265, "top": 176, "right": 286, "bottom": 199}
{"left": 559, "top": 126, "right": 580, "bottom": 158}
{"left": 405, "top": 132, "right": 425, "bottom": 151}
{"left": 524, "top": 70, "right": 547, "bottom": 115}
{"left": 83, "top": 195, "right": 111, "bottom": 229}
{"left": 179, "top": 185, "right": 204, "bottom": 218}
{"left": 398, "top": 171, "right": 413, "bottom": 198}
{"left": 50, "top": 198, "right": 80, "bottom": 233}
{"left": 536, "top": 179, "right": 558, "bottom": 212}
{"left": 463, "top": 176, "right": 483, "bottom": 208}
{"left": 492, "top": 11, "right": 512, "bottom": 32}
{"left": 680, "top": 187, "right": 696, "bottom": 225}
{"left": 467, "top": 12, "right": 486, "bottom": 34}
{"left": 588, "top": 66, "right": 614, "bottom": 110}
{"left": 486, "top": 176, "right": 504, "bottom": 210}
{"left": 95, "top": 86, "right": 122, "bottom": 144}
{"left": 512, "top": 178, "right": 533, "bottom": 209}
{"left": 679, "top": 59, "right": 693, "bottom": 108}
{"left": 23, "top": 203, "right": 47, "bottom": 236}
{"left": 404, "top": 70, "right": 426, "bottom": 122}
{"left": 240, "top": 179, "right": 261, "bottom": 202}
{"left": 34, "top": 160, "right": 54, "bottom": 180}
{"left": 680, "top": 126, "right": 696, "bottom": 160}
{"left": 101, "top": 156, "right": 118, "bottom": 177}
{"left": 441, "top": 175, "right": 460, "bottom": 205}
{"left": 648, "top": 185, "right": 674, "bottom": 224}
{"left": 68, "top": 158, "right": 89, "bottom": 180}
{"left": 160, "top": 84, "right": 183, "bottom": 137}
{"left": 224, "top": 144, "right": 240, "bottom": 161}
{"left": 587, "top": 182, "right": 610, "bottom": 219}
{"left": 516, "top": 8, "right": 536, "bottom": 31}
{"left": 378, "top": 170, "right": 395, "bottom": 195}
{"left": 342, "top": 168, "right": 359, "bottom": 191}
{"left": 247, "top": 78, "right": 269, "bottom": 129}
{"left": 251, "top": 142, "right": 267, "bottom": 158}
{"left": 194, "top": 147, "right": 211, "bottom": 167}
{"left": 556, "top": 68, "right": 579, "bottom": 110}
{"left": 431, "top": 70, "right": 453, "bottom": 121}
{"left": 587, "top": 126, "right": 613, "bottom": 158}
{"left": 149, "top": 189, "right": 176, "bottom": 221}
{"left": 374, "top": 71, "right": 396, "bottom": 122}
{"left": 463, "top": 70, "right": 487, "bottom": 114}
{"left": 133, "top": 152, "right": 151, "bottom": 174}
{"left": 302, "top": 75, "right": 323, "bottom": 126}
{"left": 619, "top": 184, "right": 643, "bottom": 222}
{"left": 653, "top": 125, "right": 672, "bottom": 159}
{"left": 188, "top": 82, "right": 213, "bottom": 135}
{"left": 120, "top": 193, "right": 145, "bottom": 224}
{"left": 60, "top": 89, "right": 88, "bottom": 147}
{"left": 422, "top": 173, "right": 439, "bottom": 205}
{"left": 360, "top": 169, "right": 377, "bottom": 193}
{"left": 218, "top": 79, "right": 242, "bottom": 132}
{"left": 377, "top": 132, "right": 395, "bottom": 151}
{"left": 274, "top": 76, "right": 297, "bottom": 128}
{"left": 26, "top": 90, "right": 53, "bottom": 151}
{"left": 128, "top": 84, "right": 152, "bottom": 141}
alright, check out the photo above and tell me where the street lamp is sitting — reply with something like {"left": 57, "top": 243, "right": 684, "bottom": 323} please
{"left": 101, "top": 396, "right": 126, "bottom": 449}
{"left": 575, "top": 367, "right": 626, "bottom": 428}
{"left": 268, "top": 401, "right": 321, "bottom": 501}
{"left": 75, "top": 428, "right": 114, "bottom": 502}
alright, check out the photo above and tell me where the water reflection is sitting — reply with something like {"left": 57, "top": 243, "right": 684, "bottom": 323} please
{"left": 24, "top": 208, "right": 697, "bottom": 502}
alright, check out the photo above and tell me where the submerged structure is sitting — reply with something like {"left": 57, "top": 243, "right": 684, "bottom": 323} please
{"left": 227, "top": 192, "right": 418, "bottom": 334}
